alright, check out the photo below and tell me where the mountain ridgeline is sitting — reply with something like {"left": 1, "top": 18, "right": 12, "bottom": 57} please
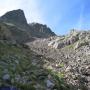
{"left": 0, "top": 9, "right": 27, "bottom": 25}
{"left": 0, "top": 9, "right": 56, "bottom": 43}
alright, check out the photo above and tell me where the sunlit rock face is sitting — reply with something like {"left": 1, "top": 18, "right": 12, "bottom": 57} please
{"left": 48, "top": 30, "right": 90, "bottom": 49}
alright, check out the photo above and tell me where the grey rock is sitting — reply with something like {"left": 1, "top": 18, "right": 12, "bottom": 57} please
{"left": 46, "top": 79, "right": 54, "bottom": 89}
{"left": 3, "top": 74, "right": 10, "bottom": 81}
{"left": 0, "top": 9, "right": 27, "bottom": 25}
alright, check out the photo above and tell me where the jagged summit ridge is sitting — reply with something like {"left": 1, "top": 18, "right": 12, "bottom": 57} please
{"left": 29, "top": 23, "right": 56, "bottom": 38}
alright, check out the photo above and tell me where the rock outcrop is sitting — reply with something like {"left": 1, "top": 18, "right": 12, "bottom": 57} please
{"left": 47, "top": 30, "right": 90, "bottom": 49}
{"left": 0, "top": 9, "right": 27, "bottom": 25}
{"left": 29, "top": 23, "right": 55, "bottom": 38}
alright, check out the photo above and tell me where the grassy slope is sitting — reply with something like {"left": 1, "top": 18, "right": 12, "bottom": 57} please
{"left": 0, "top": 41, "right": 70, "bottom": 90}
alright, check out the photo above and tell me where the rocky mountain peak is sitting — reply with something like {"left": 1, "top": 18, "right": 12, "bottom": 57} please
{"left": 0, "top": 9, "right": 56, "bottom": 39}
{"left": 29, "top": 23, "right": 56, "bottom": 38}
{"left": 0, "top": 9, "right": 27, "bottom": 25}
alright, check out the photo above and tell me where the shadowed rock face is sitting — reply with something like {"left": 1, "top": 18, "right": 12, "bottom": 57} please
{"left": 0, "top": 9, "right": 27, "bottom": 25}
{"left": 29, "top": 23, "right": 56, "bottom": 38}
{"left": 0, "top": 9, "right": 56, "bottom": 40}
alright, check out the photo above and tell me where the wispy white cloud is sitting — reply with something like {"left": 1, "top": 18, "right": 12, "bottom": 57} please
{"left": 0, "top": 0, "right": 21, "bottom": 16}
{"left": 76, "top": 3, "right": 84, "bottom": 29}
{"left": 20, "top": 0, "right": 45, "bottom": 23}
{"left": 0, "top": 0, "right": 45, "bottom": 23}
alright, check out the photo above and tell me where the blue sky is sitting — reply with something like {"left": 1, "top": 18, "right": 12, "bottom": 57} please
{"left": 0, "top": 0, "right": 90, "bottom": 35}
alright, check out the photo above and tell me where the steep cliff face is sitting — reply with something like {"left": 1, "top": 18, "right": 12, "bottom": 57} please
{"left": 0, "top": 9, "right": 27, "bottom": 25}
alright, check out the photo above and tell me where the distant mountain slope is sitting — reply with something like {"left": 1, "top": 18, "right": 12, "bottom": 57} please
{"left": 0, "top": 9, "right": 56, "bottom": 41}
{"left": 0, "top": 22, "right": 34, "bottom": 43}
{"left": 29, "top": 23, "right": 55, "bottom": 38}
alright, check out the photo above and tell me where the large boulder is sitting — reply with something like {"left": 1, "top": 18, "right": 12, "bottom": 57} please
{"left": 2, "top": 74, "right": 10, "bottom": 81}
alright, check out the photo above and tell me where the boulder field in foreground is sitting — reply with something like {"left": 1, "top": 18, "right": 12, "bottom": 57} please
{"left": 26, "top": 30, "right": 90, "bottom": 90}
